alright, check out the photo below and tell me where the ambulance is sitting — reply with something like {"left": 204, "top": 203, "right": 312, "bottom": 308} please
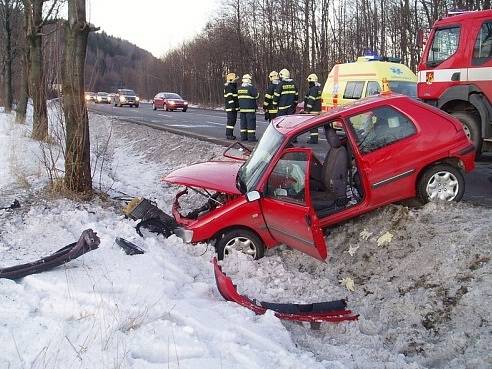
{"left": 321, "top": 56, "right": 417, "bottom": 111}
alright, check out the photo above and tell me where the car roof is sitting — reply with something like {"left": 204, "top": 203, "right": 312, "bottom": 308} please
{"left": 327, "top": 58, "right": 416, "bottom": 82}
{"left": 274, "top": 93, "right": 411, "bottom": 134}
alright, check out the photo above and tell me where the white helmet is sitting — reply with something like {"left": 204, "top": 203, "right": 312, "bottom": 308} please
{"left": 279, "top": 68, "right": 290, "bottom": 80}
{"left": 242, "top": 74, "right": 252, "bottom": 83}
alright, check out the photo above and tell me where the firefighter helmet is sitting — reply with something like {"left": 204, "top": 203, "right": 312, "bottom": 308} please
{"left": 226, "top": 72, "right": 237, "bottom": 82}
{"left": 242, "top": 74, "right": 252, "bottom": 83}
{"left": 269, "top": 71, "right": 279, "bottom": 81}
{"left": 307, "top": 73, "right": 318, "bottom": 82}
{"left": 279, "top": 69, "right": 290, "bottom": 80}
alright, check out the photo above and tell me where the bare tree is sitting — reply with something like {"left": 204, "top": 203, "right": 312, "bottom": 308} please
{"left": 0, "top": 0, "right": 18, "bottom": 113}
{"left": 62, "top": 0, "right": 95, "bottom": 193}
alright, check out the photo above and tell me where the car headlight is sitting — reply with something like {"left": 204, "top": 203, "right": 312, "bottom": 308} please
{"left": 136, "top": 97, "right": 140, "bottom": 102}
{"left": 184, "top": 101, "right": 188, "bottom": 105}
{"left": 169, "top": 101, "right": 175, "bottom": 105}
{"left": 119, "top": 96, "right": 126, "bottom": 102}
{"left": 85, "top": 95, "right": 90, "bottom": 100}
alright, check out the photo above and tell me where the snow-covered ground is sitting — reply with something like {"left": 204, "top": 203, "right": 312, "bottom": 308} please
{"left": 0, "top": 106, "right": 490, "bottom": 369}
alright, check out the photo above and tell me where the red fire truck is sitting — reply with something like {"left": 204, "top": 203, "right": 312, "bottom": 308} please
{"left": 418, "top": 10, "right": 492, "bottom": 154}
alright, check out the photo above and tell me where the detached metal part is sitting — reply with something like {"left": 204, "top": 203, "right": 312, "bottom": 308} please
{"left": 124, "top": 197, "right": 177, "bottom": 237}
{"left": 0, "top": 229, "right": 100, "bottom": 280}
{"left": 213, "top": 258, "right": 358, "bottom": 323}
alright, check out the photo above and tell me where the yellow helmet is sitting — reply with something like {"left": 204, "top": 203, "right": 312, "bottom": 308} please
{"left": 307, "top": 73, "right": 318, "bottom": 82}
{"left": 242, "top": 74, "right": 252, "bottom": 83}
{"left": 226, "top": 72, "right": 237, "bottom": 82}
{"left": 279, "top": 68, "right": 290, "bottom": 79}
{"left": 269, "top": 71, "right": 279, "bottom": 81}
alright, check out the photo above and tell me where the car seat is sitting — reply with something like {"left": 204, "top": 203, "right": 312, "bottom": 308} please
{"left": 311, "top": 127, "right": 349, "bottom": 217}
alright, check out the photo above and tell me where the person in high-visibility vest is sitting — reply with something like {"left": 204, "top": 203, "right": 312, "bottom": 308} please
{"left": 263, "top": 71, "right": 279, "bottom": 122}
{"left": 223, "top": 72, "right": 239, "bottom": 140}
{"left": 272, "top": 68, "right": 298, "bottom": 116}
{"left": 304, "top": 73, "right": 322, "bottom": 144}
{"left": 237, "top": 74, "right": 259, "bottom": 142}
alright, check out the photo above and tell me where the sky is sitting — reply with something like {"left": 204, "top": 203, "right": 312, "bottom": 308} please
{"left": 87, "top": 0, "right": 220, "bottom": 58}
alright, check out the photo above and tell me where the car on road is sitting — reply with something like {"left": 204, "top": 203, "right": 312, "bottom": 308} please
{"left": 85, "top": 92, "right": 97, "bottom": 102}
{"left": 96, "top": 92, "right": 111, "bottom": 104}
{"left": 162, "top": 93, "right": 475, "bottom": 262}
{"left": 113, "top": 89, "right": 140, "bottom": 108}
{"left": 152, "top": 92, "right": 188, "bottom": 112}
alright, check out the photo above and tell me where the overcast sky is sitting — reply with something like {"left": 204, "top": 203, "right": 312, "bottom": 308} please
{"left": 86, "top": 0, "right": 220, "bottom": 58}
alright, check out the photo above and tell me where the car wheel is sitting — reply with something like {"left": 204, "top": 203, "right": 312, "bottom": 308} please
{"left": 135, "top": 104, "right": 139, "bottom": 108}
{"left": 450, "top": 111, "right": 482, "bottom": 154}
{"left": 417, "top": 164, "right": 465, "bottom": 204}
{"left": 165, "top": 104, "right": 169, "bottom": 111}
{"left": 182, "top": 108, "right": 187, "bottom": 112}
{"left": 215, "top": 229, "right": 265, "bottom": 261}
{"left": 114, "top": 103, "right": 117, "bottom": 107}
{"left": 152, "top": 103, "right": 156, "bottom": 111}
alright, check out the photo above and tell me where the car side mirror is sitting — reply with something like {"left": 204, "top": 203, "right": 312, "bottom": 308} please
{"left": 246, "top": 191, "right": 261, "bottom": 202}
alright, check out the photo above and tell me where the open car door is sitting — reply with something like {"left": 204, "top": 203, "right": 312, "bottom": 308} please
{"left": 260, "top": 148, "right": 328, "bottom": 260}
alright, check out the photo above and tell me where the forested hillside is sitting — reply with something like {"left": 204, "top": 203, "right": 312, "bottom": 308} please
{"left": 85, "top": 32, "right": 166, "bottom": 98}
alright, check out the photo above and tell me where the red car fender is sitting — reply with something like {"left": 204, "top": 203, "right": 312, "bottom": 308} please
{"left": 213, "top": 258, "right": 358, "bottom": 323}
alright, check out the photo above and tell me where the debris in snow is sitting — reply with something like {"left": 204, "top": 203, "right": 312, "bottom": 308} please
{"left": 359, "top": 229, "right": 373, "bottom": 240}
{"left": 347, "top": 245, "right": 360, "bottom": 256}
{"left": 377, "top": 231, "right": 394, "bottom": 246}
{"left": 339, "top": 277, "right": 355, "bottom": 291}
{"left": 115, "top": 237, "right": 145, "bottom": 255}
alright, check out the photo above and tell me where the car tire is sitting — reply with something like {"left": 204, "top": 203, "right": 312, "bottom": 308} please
{"left": 152, "top": 103, "right": 156, "bottom": 111}
{"left": 215, "top": 228, "right": 265, "bottom": 261}
{"left": 182, "top": 108, "right": 187, "bottom": 112}
{"left": 450, "top": 111, "right": 482, "bottom": 154}
{"left": 165, "top": 104, "right": 169, "bottom": 111}
{"left": 135, "top": 104, "right": 139, "bottom": 108}
{"left": 417, "top": 164, "right": 465, "bottom": 204}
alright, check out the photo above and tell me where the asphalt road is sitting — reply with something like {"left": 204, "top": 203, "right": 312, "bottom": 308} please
{"left": 89, "top": 102, "right": 492, "bottom": 207}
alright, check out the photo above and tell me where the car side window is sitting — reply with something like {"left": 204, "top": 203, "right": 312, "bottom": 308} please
{"left": 266, "top": 152, "right": 307, "bottom": 204}
{"left": 348, "top": 106, "right": 417, "bottom": 154}
{"left": 366, "top": 81, "right": 381, "bottom": 96}
{"left": 473, "top": 21, "right": 492, "bottom": 65}
{"left": 343, "top": 81, "right": 365, "bottom": 99}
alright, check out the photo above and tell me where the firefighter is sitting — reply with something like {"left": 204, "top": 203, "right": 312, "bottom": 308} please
{"left": 237, "top": 74, "right": 259, "bottom": 141}
{"left": 272, "top": 68, "right": 298, "bottom": 117}
{"left": 304, "top": 73, "right": 322, "bottom": 144}
{"left": 224, "top": 72, "right": 239, "bottom": 140}
{"left": 263, "top": 71, "right": 279, "bottom": 121}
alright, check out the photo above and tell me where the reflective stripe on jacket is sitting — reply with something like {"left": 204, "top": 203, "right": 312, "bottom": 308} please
{"left": 272, "top": 79, "right": 298, "bottom": 113}
{"left": 238, "top": 83, "right": 259, "bottom": 112}
{"left": 263, "top": 82, "right": 279, "bottom": 114}
{"left": 224, "top": 82, "right": 239, "bottom": 112}
{"left": 304, "top": 83, "right": 322, "bottom": 113}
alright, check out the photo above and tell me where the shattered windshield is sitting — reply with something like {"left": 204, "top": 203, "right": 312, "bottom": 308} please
{"left": 237, "top": 124, "right": 284, "bottom": 193}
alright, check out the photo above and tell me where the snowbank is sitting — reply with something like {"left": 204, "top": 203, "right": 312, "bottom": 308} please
{"left": 0, "top": 109, "right": 491, "bottom": 369}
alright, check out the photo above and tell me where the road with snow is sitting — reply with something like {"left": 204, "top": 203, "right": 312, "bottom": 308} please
{"left": 88, "top": 102, "right": 492, "bottom": 207}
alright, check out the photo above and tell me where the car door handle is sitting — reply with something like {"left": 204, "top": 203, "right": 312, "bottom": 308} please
{"left": 305, "top": 215, "right": 312, "bottom": 226}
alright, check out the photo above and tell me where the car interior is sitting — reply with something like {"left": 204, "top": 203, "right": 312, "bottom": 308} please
{"left": 267, "top": 121, "right": 364, "bottom": 218}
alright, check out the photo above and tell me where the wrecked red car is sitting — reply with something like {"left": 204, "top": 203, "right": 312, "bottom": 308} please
{"left": 163, "top": 94, "right": 475, "bottom": 261}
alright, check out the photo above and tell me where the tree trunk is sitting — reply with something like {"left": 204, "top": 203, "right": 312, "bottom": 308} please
{"left": 63, "top": 0, "right": 92, "bottom": 193}
{"left": 28, "top": 0, "right": 48, "bottom": 140}
{"left": 16, "top": 4, "right": 30, "bottom": 124}
{"left": 2, "top": 0, "right": 14, "bottom": 113}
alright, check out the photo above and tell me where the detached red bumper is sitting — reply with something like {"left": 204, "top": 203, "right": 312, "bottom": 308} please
{"left": 213, "top": 258, "right": 358, "bottom": 323}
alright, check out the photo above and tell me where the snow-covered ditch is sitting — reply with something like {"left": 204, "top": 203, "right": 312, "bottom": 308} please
{"left": 0, "top": 108, "right": 490, "bottom": 369}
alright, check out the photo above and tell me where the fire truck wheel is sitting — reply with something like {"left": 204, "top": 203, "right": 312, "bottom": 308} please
{"left": 451, "top": 111, "right": 482, "bottom": 154}
{"left": 215, "top": 229, "right": 265, "bottom": 261}
{"left": 417, "top": 164, "right": 465, "bottom": 204}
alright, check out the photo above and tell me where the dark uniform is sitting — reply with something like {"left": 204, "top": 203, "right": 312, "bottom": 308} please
{"left": 272, "top": 79, "right": 299, "bottom": 116}
{"left": 263, "top": 81, "right": 279, "bottom": 121}
{"left": 304, "top": 82, "right": 322, "bottom": 143}
{"left": 238, "top": 83, "right": 259, "bottom": 141}
{"left": 224, "top": 82, "right": 239, "bottom": 139}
